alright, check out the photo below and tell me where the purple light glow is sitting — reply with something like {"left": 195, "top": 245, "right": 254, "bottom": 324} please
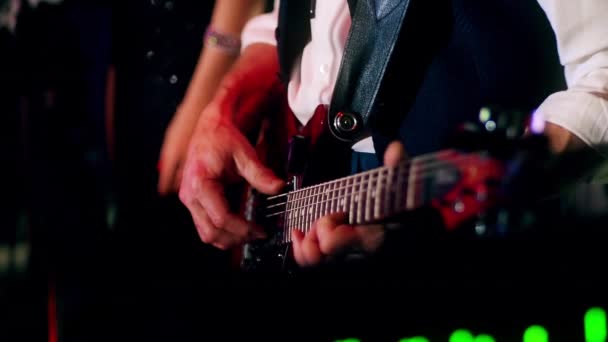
{"left": 530, "top": 109, "right": 546, "bottom": 134}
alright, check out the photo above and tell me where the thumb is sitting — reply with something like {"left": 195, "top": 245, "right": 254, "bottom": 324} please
{"left": 234, "top": 140, "right": 284, "bottom": 195}
{"left": 383, "top": 140, "right": 408, "bottom": 167}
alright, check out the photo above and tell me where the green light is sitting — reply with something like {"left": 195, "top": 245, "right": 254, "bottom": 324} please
{"left": 450, "top": 329, "right": 474, "bottom": 342}
{"left": 474, "top": 334, "right": 496, "bottom": 342}
{"left": 399, "top": 337, "right": 430, "bottom": 342}
{"left": 335, "top": 339, "right": 360, "bottom": 342}
{"left": 585, "top": 307, "right": 607, "bottom": 342}
{"left": 479, "top": 107, "right": 491, "bottom": 123}
{"left": 523, "top": 325, "right": 548, "bottom": 342}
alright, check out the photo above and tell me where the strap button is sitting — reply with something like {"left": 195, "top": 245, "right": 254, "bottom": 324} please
{"left": 333, "top": 111, "right": 360, "bottom": 134}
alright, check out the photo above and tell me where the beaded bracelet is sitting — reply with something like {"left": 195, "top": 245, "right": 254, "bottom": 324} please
{"left": 204, "top": 27, "right": 241, "bottom": 55}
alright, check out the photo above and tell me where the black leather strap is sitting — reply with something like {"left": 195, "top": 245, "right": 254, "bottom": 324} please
{"left": 327, "top": 0, "right": 411, "bottom": 143}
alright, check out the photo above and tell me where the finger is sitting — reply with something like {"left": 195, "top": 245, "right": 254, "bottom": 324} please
{"left": 316, "top": 219, "right": 359, "bottom": 256}
{"left": 383, "top": 140, "right": 408, "bottom": 167}
{"left": 195, "top": 178, "right": 264, "bottom": 239}
{"left": 196, "top": 178, "right": 232, "bottom": 228}
{"left": 225, "top": 213, "right": 267, "bottom": 240}
{"left": 291, "top": 229, "right": 305, "bottom": 266}
{"left": 189, "top": 201, "right": 241, "bottom": 250}
{"left": 300, "top": 226, "right": 323, "bottom": 266}
{"left": 233, "top": 140, "right": 284, "bottom": 195}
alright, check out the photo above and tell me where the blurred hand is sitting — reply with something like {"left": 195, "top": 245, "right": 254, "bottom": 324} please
{"left": 542, "top": 121, "right": 588, "bottom": 153}
{"left": 178, "top": 43, "right": 285, "bottom": 250}
{"left": 291, "top": 141, "right": 407, "bottom": 267}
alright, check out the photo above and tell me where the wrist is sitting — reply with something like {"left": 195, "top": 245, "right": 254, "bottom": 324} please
{"left": 204, "top": 26, "right": 242, "bottom": 56}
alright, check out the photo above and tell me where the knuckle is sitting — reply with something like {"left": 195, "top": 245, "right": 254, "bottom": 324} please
{"left": 196, "top": 226, "right": 209, "bottom": 243}
{"left": 315, "top": 217, "right": 329, "bottom": 231}
{"left": 316, "top": 220, "right": 332, "bottom": 238}
{"left": 198, "top": 225, "right": 219, "bottom": 245}
{"left": 209, "top": 211, "right": 227, "bottom": 228}
{"left": 205, "top": 228, "right": 220, "bottom": 243}
{"left": 213, "top": 243, "right": 228, "bottom": 251}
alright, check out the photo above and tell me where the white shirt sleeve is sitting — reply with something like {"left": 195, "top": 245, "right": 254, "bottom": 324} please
{"left": 241, "top": 0, "right": 280, "bottom": 50}
{"left": 535, "top": 0, "right": 608, "bottom": 149}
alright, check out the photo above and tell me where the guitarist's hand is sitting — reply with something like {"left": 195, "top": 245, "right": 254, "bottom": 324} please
{"left": 292, "top": 141, "right": 407, "bottom": 267}
{"left": 179, "top": 43, "right": 285, "bottom": 250}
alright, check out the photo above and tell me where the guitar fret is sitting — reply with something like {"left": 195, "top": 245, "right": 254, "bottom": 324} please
{"left": 290, "top": 189, "right": 296, "bottom": 237}
{"left": 395, "top": 163, "right": 404, "bottom": 213}
{"left": 302, "top": 188, "right": 307, "bottom": 231}
{"left": 283, "top": 193, "right": 289, "bottom": 243}
{"left": 365, "top": 172, "right": 373, "bottom": 222}
{"left": 302, "top": 188, "right": 309, "bottom": 233}
{"left": 306, "top": 187, "right": 313, "bottom": 232}
{"left": 295, "top": 188, "right": 302, "bottom": 234}
{"left": 374, "top": 169, "right": 383, "bottom": 219}
{"left": 291, "top": 190, "right": 298, "bottom": 239}
{"left": 287, "top": 192, "right": 294, "bottom": 243}
{"left": 311, "top": 185, "right": 318, "bottom": 227}
{"left": 344, "top": 177, "right": 351, "bottom": 224}
{"left": 310, "top": 187, "right": 317, "bottom": 232}
{"left": 406, "top": 160, "right": 417, "bottom": 210}
{"left": 319, "top": 184, "right": 332, "bottom": 217}
{"left": 385, "top": 167, "right": 394, "bottom": 217}
{"left": 321, "top": 183, "right": 327, "bottom": 217}
{"left": 313, "top": 186, "right": 323, "bottom": 226}
{"left": 356, "top": 174, "right": 363, "bottom": 224}
{"left": 329, "top": 182, "right": 338, "bottom": 213}
{"left": 322, "top": 183, "right": 329, "bottom": 217}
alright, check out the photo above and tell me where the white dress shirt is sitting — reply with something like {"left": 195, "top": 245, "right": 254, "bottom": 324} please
{"left": 241, "top": 0, "right": 608, "bottom": 155}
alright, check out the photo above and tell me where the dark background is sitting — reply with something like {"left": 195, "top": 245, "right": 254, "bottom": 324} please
{"left": 1, "top": 1, "right": 608, "bottom": 342}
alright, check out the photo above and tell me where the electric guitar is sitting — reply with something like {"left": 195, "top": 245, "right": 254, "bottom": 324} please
{"left": 235, "top": 99, "right": 539, "bottom": 273}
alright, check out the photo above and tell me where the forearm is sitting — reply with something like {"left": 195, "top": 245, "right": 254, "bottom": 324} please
{"left": 198, "top": 42, "right": 281, "bottom": 128}
{"left": 178, "top": 0, "right": 267, "bottom": 119}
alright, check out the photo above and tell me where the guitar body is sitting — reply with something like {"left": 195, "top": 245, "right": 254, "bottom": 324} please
{"left": 235, "top": 96, "right": 352, "bottom": 273}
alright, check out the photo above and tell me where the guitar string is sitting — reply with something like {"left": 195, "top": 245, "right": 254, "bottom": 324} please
{"left": 264, "top": 149, "right": 457, "bottom": 206}
{"left": 264, "top": 149, "right": 480, "bottom": 208}
{"left": 266, "top": 153, "right": 484, "bottom": 218}
{"left": 272, "top": 155, "right": 496, "bottom": 244}
{"left": 265, "top": 166, "right": 403, "bottom": 216}
{"left": 266, "top": 152, "right": 498, "bottom": 243}
{"left": 264, "top": 153, "right": 489, "bottom": 216}
{"left": 265, "top": 156, "right": 475, "bottom": 225}
{"left": 264, "top": 149, "right": 458, "bottom": 201}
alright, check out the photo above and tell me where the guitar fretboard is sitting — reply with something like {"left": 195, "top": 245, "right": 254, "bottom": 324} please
{"left": 267, "top": 149, "right": 463, "bottom": 244}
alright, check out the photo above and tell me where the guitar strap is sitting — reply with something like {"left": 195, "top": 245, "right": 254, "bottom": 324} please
{"left": 327, "top": 0, "right": 412, "bottom": 144}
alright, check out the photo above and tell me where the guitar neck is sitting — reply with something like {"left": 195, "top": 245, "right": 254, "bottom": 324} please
{"left": 270, "top": 149, "right": 465, "bottom": 244}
